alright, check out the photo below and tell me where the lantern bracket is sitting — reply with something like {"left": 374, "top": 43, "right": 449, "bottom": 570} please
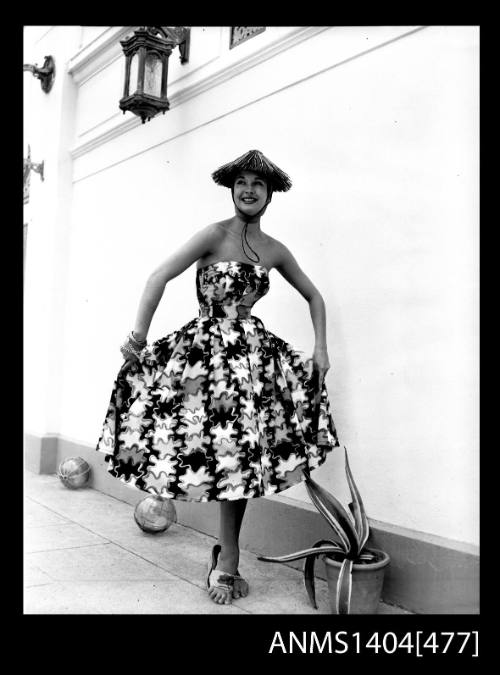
{"left": 23, "top": 55, "right": 56, "bottom": 93}
{"left": 157, "top": 27, "right": 190, "bottom": 63}
{"left": 143, "top": 26, "right": 190, "bottom": 64}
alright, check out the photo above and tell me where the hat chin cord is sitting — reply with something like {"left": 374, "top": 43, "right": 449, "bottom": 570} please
{"left": 232, "top": 189, "right": 272, "bottom": 264}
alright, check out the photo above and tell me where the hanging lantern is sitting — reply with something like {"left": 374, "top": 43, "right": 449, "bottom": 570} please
{"left": 119, "top": 26, "right": 190, "bottom": 124}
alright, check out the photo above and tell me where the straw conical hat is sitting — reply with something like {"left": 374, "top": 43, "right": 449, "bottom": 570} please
{"left": 212, "top": 149, "right": 292, "bottom": 192}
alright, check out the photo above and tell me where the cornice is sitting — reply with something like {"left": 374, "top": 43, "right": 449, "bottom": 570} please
{"left": 69, "top": 26, "right": 329, "bottom": 159}
{"left": 67, "top": 26, "right": 136, "bottom": 85}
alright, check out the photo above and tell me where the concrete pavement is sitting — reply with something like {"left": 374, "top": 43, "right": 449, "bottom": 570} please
{"left": 24, "top": 471, "right": 411, "bottom": 615}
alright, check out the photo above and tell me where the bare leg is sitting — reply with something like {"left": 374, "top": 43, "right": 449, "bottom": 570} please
{"left": 208, "top": 499, "right": 249, "bottom": 604}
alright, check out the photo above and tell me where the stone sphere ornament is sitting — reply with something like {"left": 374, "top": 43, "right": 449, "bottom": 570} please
{"left": 57, "top": 457, "right": 91, "bottom": 489}
{"left": 134, "top": 495, "right": 177, "bottom": 534}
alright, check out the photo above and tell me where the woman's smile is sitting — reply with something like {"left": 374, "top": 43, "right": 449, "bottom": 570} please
{"left": 233, "top": 170, "right": 268, "bottom": 213}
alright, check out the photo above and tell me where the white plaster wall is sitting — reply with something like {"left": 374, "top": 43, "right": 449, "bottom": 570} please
{"left": 24, "top": 26, "right": 80, "bottom": 436}
{"left": 25, "top": 26, "right": 479, "bottom": 546}
{"left": 80, "top": 26, "right": 109, "bottom": 48}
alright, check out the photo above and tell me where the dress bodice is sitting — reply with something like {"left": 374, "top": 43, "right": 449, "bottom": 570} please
{"left": 196, "top": 260, "right": 270, "bottom": 320}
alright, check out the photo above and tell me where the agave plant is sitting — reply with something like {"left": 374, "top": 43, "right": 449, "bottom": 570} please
{"left": 258, "top": 447, "right": 375, "bottom": 614}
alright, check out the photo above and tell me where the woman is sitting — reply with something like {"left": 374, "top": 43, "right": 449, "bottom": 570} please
{"left": 96, "top": 149, "right": 339, "bottom": 606}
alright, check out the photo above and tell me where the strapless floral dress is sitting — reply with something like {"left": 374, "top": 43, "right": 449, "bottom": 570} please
{"left": 96, "top": 260, "right": 339, "bottom": 502}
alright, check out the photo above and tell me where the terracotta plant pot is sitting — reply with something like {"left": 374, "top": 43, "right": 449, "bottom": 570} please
{"left": 323, "top": 548, "right": 390, "bottom": 614}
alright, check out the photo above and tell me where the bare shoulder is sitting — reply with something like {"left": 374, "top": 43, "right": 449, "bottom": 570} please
{"left": 204, "top": 220, "right": 226, "bottom": 243}
{"left": 212, "top": 219, "right": 235, "bottom": 239}
{"left": 270, "top": 237, "right": 295, "bottom": 269}
{"left": 271, "top": 238, "right": 321, "bottom": 302}
{"left": 193, "top": 220, "right": 229, "bottom": 252}
{"left": 148, "top": 221, "right": 223, "bottom": 283}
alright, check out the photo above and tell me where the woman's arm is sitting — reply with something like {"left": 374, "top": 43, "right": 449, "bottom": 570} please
{"left": 275, "top": 242, "right": 331, "bottom": 387}
{"left": 132, "top": 223, "right": 222, "bottom": 341}
{"left": 274, "top": 241, "right": 328, "bottom": 347}
{"left": 308, "top": 294, "right": 328, "bottom": 351}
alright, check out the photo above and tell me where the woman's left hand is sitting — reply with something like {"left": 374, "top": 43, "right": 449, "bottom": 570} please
{"left": 312, "top": 346, "right": 331, "bottom": 400}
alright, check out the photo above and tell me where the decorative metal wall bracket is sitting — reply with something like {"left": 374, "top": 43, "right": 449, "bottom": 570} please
{"left": 24, "top": 145, "right": 44, "bottom": 202}
{"left": 129, "top": 26, "right": 190, "bottom": 63}
{"left": 23, "top": 55, "right": 56, "bottom": 93}
{"left": 154, "top": 27, "right": 190, "bottom": 63}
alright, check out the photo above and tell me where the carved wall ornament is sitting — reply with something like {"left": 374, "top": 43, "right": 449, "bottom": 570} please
{"left": 230, "top": 27, "right": 266, "bottom": 49}
{"left": 24, "top": 145, "right": 44, "bottom": 202}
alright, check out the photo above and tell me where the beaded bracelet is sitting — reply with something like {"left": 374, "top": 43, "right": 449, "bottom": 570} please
{"left": 120, "top": 343, "right": 134, "bottom": 357}
{"left": 120, "top": 333, "right": 147, "bottom": 359}
{"left": 129, "top": 331, "right": 147, "bottom": 347}
{"left": 120, "top": 343, "right": 141, "bottom": 359}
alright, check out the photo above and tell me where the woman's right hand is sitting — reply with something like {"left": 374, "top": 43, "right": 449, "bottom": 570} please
{"left": 119, "top": 332, "right": 147, "bottom": 374}
{"left": 120, "top": 352, "right": 139, "bottom": 374}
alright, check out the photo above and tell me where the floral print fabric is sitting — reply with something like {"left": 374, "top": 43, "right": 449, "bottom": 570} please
{"left": 96, "top": 260, "right": 339, "bottom": 501}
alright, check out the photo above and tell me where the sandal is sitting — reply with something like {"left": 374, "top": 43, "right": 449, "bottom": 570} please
{"left": 206, "top": 544, "right": 249, "bottom": 600}
{"left": 232, "top": 573, "right": 249, "bottom": 599}
{"left": 207, "top": 544, "right": 234, "bottom": 603}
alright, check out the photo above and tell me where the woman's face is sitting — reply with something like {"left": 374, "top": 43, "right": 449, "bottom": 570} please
{"left": 233, "top": 170, "right": 269, "bottom": 216}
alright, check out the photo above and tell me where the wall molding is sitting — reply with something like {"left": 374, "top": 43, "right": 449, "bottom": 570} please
{"left": 68, "top": 26, "right": 329, "bottom": 160}
{"left": 67, "top": 26, "right": 135, "bottom": 85}
{"left": 170, "top": 26, "right": 329, "bottom": 108}
{"left": 25, "top": 432, "right": 479, "bottom": 614}
{"left": 69, "top": 26, "right": 427, "bottom": 173}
